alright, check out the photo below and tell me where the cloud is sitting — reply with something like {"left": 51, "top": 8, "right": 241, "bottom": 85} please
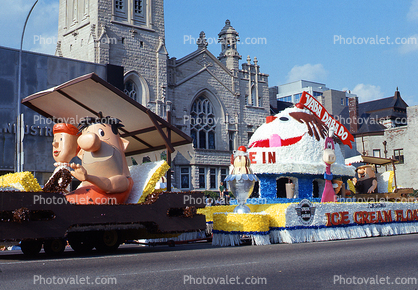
{"left": 351, "top": 84, "right": 385, "bottom": 102}
{"left": 407, "top": 0, "right": 418, "bottom": 21}
{"left": 398, "top": 34, "right": 418, "bottom": 54}
{"left": 286, "top": 63, "right": 328, "bottom": 83}
{"left": 30, "top": 33, "right": 58, "bottom": 55}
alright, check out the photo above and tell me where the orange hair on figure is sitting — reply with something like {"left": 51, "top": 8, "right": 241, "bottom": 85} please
{"left": 53, "top": 123, "right": 81, "bottom": 153}
{"left": 53, "top": 123, "right": 80, "bottom": 136}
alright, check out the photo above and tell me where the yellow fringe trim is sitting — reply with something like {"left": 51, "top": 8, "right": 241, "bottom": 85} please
{"left": 138, "top": 161, "right": 170, "bottom": 203}
{"left": 347, "top": 179, "right": 356, "bottom": 193}
{"left": 388, "top": 170, "right": 394, "bottom": 193}
{"left": 213, "top": 213, "right": 270, "bottom": 233}
{"left": 198, "top": 203, "right": 292, "bottom": 229}
{"left": 0, "top": 171, "right": 42, "bottom": 192}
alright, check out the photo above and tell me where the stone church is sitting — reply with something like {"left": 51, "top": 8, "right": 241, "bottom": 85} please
{"left": 54, "top": 0, "right": 271, "bottom": 191}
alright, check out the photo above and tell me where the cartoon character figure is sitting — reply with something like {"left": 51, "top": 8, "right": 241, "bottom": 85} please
{"left": 225, "top": 146, "right": 259, "bottom": 213}
{"left": 65, "top": 114, "right": 133, "bottom": 204}
{"left": 352, "top": 165, "right": 378, "bottom": 194}
{"left": 249, "top": 110, "right": 327, "bottom": 149}
{"left": 43, "top": 123, "right": 79, "bottom": 194}
{"left": 230, "top": 146, "right": 253, "bottom": 175}
{"left": 321, "top": 129, "right": 337, "bottom": 202}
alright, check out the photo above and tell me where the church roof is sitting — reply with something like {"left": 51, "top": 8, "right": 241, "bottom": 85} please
{"left": 338, "top": 89, "right": 408, "bottom": 135}
{"left": 218, "top": 19, "right": 239, "bottom": 36}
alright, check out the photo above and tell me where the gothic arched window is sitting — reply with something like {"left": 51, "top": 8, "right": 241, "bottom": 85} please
{"left": 124, "top": 71, "right": 149, "bottom": 105}
{"left": 190, "top": 96, "right": 216, "bottom": 150}
{"left": 124, "top": 80, "right": 138, "bottom": 102}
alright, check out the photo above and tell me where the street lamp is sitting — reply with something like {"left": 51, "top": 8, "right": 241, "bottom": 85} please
{"left": 16, "top": 0, "right": 38, "bottom": 172}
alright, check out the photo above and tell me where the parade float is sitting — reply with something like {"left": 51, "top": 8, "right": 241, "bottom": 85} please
{"left": 0, "top": 73, "right": 206, "bottom": 256}
{"left": 199, "top": 92, "right": 418, "bottom": 246}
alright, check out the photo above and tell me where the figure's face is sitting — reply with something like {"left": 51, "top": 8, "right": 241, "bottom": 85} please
{"left": 77, "top": 123, "right": 128, "bottom": 155}
{"left": 357, "top": 167, "right": 366, "bottom": 178}
{"left": 52, "top": 133, "right": 78, "bottom": 163}
{"left": 357, "top": 166, "right": 375, "bottom": 179}
{"left": 322, "top": 137, "right": 336, "bottom": 165}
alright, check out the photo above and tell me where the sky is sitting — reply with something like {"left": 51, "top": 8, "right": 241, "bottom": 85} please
{"left": 1, "top": 0, "right": 418, "bottom": 106}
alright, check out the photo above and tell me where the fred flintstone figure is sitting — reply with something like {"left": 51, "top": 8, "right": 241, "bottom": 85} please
{"left": 65, "top": 114, "right": 133, "bottom": 204}
{"left": 353, "top": 164, "right": 378, "bottom": 194}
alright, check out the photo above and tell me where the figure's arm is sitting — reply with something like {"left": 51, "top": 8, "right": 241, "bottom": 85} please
{"left": 70, "top": 163, "right": 130, "bottom": 193}
{"left": 367, "top": 179, "right": 378, "bottom": 193}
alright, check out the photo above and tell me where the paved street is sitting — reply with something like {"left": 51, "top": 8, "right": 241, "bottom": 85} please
{"left": 1, "top": 234, "right": 418, "bottom": 290}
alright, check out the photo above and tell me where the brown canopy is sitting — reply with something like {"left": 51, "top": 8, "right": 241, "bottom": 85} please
{"left": 22, "top": 72, "right": 192, "bottom": 156}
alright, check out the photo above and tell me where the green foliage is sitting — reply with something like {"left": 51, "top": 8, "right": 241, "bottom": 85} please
{"left": 204, "top": 190, "right": 218, "bottom": 199}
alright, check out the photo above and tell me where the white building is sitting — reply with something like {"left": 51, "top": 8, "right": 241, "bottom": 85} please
{"left": 277, "top": 80, "right": 329, "bottom": 104}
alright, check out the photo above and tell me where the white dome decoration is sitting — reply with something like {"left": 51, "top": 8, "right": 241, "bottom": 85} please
{"left": 248, "top": 107, "right": 355, "bottom": 177}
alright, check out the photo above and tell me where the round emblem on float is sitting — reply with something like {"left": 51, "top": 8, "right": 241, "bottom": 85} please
{"left": 295, "top": 199, "right": 316, "bottom": 226}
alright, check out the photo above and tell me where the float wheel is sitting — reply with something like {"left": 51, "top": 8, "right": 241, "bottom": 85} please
{"left": 68, "top": 233, "right": 94, "bottom": 254}
{"left": 95, "top": 230, "right": 120, "bottom": 252}
{"left": 44, "top": 238, "right": 66, "bottom": 255}
{"left": 20, "top": 240, "right": 42, "bottom": 256}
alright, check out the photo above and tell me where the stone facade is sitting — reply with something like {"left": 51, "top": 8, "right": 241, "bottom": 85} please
{"left": 56, "top": 2, "right": 271, "bottom": 192}
{"left": 355, "top": 105, "right": 418, "bottom": 189}
{"left": 57, "top": 0, "right": 167, "bottom": 113}
{"left": 167, "top": 23, "right": 270, "bottom": 191}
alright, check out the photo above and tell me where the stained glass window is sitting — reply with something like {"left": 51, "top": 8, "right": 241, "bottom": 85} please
{"left": 190, "top": 96, "right": 216, "bottom": 149}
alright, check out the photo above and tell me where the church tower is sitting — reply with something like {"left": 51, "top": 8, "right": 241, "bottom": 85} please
{"left": 217, "top": 20, "right": 241, "bottom": 71}
{"left": 56, "top": 0, "right": 167, "bottom": 113}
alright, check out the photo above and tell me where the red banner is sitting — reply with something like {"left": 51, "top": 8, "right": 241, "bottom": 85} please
{"left": 297, "top": 91, "right": 354, "bottom": 149}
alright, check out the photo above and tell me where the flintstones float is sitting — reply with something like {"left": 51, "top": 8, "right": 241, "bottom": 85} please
{"left": 200, "top": 92, "right": 418, "bottom": 246}
{"left": 0, "top": 73, "right": 205, "bottom": 256}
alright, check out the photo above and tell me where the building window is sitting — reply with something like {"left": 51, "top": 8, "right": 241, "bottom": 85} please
{"left": 341, "top": 98, "right": 344, "bottom": 106}
{"left": 313, "top": 91, "right": 322, "bottom": 98}
{"left": 114, "top": 0, "right": 148, "bottom": 26}
{"left": 133, "top": 0, "right": 145, "bottom": 25}
{"left": 210, "top": 168, "right": 216, "bottom": 189}
{"left": 221, "top": 168, "right": 227, "bottom": 185}
{"left": 115, "top": 0, "right": 124, "bottom": 10}
{"left": 229, "top": 131, "right": 235, "bottom": 151}
{"left": 180, "top": 167, "right": 189, "bottom": 189}
{"left": 248, "top": 132, "right": 254, "bottom": 143}
{"left": 134, "top": 0, "right": 142, "bottom": 14}
{"left": 190, "top": 96, "right": 216, "bottom": 149}
{"left": 393, "top": 149, "right": 404, "bottom": 164}
{"left": 294, "top": 93, "right": 302, "bottom": 103}
{"left": 251, "top": 86, "right": 256, "bottom": 106}
{"left": 124, "top": 71, "right": 149, "bottom": 105}
{"left": 278, "top": 95, "right": 292, "bottom": 103}
{"left": 373, "top": 149, "right": 381, "bottom": 168}
{"left": 199, "top": 167, "right": 206, "bottom": 189}
{"left": 124, "top": 80, "right": 138, "bottom": 102}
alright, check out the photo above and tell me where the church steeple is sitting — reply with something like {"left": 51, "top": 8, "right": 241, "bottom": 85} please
{"left": 218, "top": 20, "right": 241, "bottom": 70}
